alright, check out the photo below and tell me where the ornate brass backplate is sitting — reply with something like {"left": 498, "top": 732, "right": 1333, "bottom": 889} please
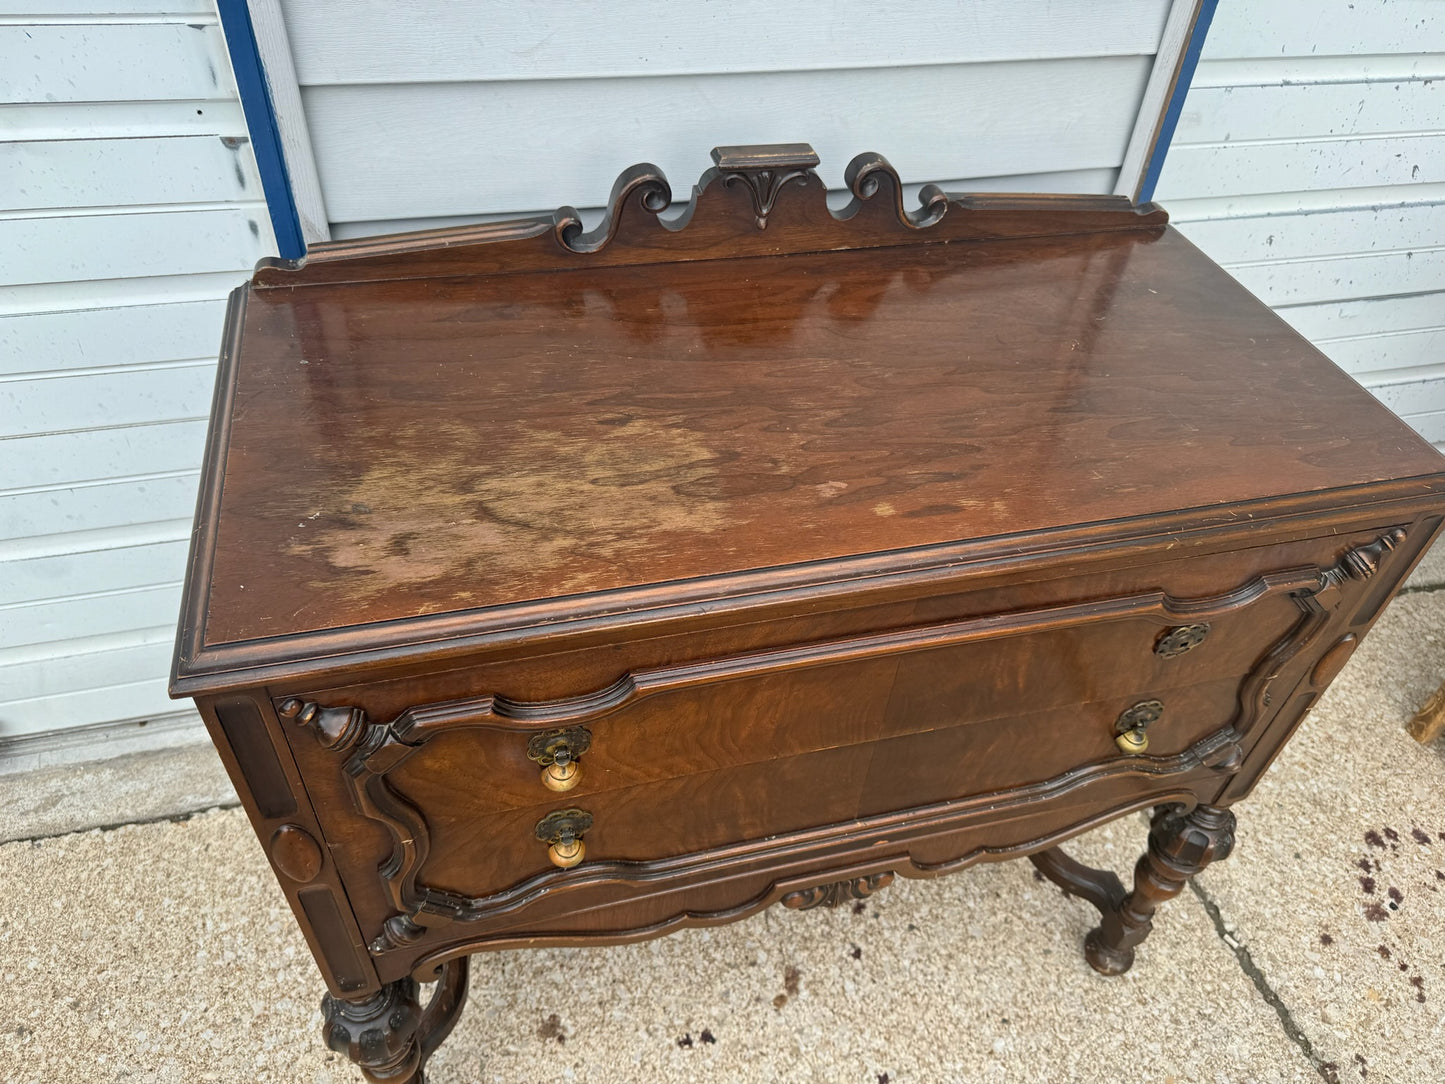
{"left": 1155, "top": 623, "right": 1210, "bottom": 658}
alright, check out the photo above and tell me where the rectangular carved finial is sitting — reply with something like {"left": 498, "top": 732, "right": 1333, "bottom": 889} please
{"left": 711, "top": 143, "right": 820, "bottom": 171}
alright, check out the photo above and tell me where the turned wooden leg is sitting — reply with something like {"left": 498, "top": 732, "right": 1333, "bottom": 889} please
{"left": 321, "top": 956, "right": 470, "bottom": 1083}
{"left": 1031, "top": 803, "right": 1236, "bottom": 976}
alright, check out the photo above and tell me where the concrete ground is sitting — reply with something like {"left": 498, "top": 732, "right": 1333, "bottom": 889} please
{"left": 1, "top": 587, "right": 1442, "bottom": 1082}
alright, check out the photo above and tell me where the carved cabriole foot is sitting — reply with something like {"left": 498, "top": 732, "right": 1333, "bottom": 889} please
{"left": 322, "top": 957, "right": 470, "bottom": 1083}
{"left": 1031, "top": 804, "right": 1236, "bottom": 976}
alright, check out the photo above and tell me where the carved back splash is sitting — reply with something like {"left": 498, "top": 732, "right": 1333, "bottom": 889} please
{"left": 254, "top": 143, "right": 1167, "bottom": 289}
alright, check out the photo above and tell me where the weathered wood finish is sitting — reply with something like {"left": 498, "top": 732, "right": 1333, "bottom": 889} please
{"left": 172, "top": 146, "right": 1445, "bottom": 1082}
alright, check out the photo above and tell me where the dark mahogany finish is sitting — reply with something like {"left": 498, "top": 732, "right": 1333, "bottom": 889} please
{"left": 172, "top": 145, "right": 1445, "bottom": 1082}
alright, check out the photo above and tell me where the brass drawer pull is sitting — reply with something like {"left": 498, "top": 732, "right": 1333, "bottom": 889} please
{"left": 1155, "top": 623, "right": 1209, "bottom": 658}
{"left": 1114, "top": 699, "right": 1163, "bottom": 755}
{"left": 527, "top": 726, "right": 592, "bottom": 792}
{"left": 535, "top": 809, "right": 593, "bottom": 869}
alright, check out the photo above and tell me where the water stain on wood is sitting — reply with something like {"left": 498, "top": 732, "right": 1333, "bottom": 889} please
{"left": 288, "top": 420, "right": 728, "bottom": 603}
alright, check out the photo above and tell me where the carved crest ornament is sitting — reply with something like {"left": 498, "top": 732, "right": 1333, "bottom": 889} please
{"left": 253, "top": 142, "right": 1166, "bottom": 289}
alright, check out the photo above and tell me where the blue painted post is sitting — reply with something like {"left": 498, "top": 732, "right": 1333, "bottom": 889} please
{"left": 215, "top": 0, "right": 306, "bottom": 259}
{"left": 1138, "top": 0, "right": 1220, "bottom": 204}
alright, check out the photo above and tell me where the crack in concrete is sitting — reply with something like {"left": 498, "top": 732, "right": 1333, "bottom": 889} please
{"left": 1400, "top": 581, "right": 1445, "bottom": 595}
{"left": 1190, "top": 879, "right": 1342, "bottom": 1083}
{"left": 1, "top": 802, "right": 242, "bottom": 847}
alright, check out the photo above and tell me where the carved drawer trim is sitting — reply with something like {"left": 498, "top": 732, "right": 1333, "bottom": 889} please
{"left": 280, "top": 530, "right": 1405, "bottom": 959}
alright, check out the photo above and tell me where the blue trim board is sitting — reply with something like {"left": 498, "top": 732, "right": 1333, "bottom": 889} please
{"left": 215, "top": 0, "right": 306, "bottom": 259}
{"left": 1138, "top": 0, "right": 1219, "bottom": 204}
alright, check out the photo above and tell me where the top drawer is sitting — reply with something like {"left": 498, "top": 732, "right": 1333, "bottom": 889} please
{"left": 283, "top": 558, "right": 1326, "bottom": 820}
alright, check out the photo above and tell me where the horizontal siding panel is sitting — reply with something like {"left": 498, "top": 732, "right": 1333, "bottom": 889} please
{"left": 1314, "top": 328, "right": 1445, "bottom": 378}
{"left": 0, "top": 629, "right": 176, "bottom": 707}
{"left": 1366, "top": 373, "right": 1445, "bottom": 415}
{"left": 1279, "top": 294, "right": 1445, "bottom": 339}
{"left": 0, "top": 7, "right": 273, "bottom": 741}
{"left": 0, "top": 2, "right": 211, "bottom": 13}
{"left": 1204, "top": 1, "right": 1445, "bottom": 59}
{"left": 1194, "top": 55, "right": 1445, "bottom": 89}
{"left": 0, "top": 298, "right": 227, "bottom": 375}
{"left": 1178, "top": 203, "right": 1445, "bottom": 265}
{"left": 1158, "top": 134, "right": 1445, "bottom": 201}
{"left": 0, "top": 472, "right": 200, "bottom": 541}
{"left": 0, "top": 675, "right": 179, "bottom": 739}
{"left": 0, "top": 519, "right": 194, "bottom": 564}
{"left": 4, "top": 541, "right": 187, "bottom": 607}
{"left": 0, "top": 583, "right": 180, "bottom": 651}
{"left": 1223, "top": 248, "right": 1445, "bottom": 307}
{"left": 0, "top": 100, "right": 247, "bottom": 141}
{"left": 308, "top": 56, "right": 1151, "bottom": 222}
{"left": 1401, "top": 408, "right": 1445, "bottom": 443}
{"left": 283, "top": 0, "right": 1171, "bottom": 85}
{"left": 1164, "top": 182, "right": 1445, "bottom": 222}
{"left": 0, "top": 362, "right": 216, "bottom": 437}
{"left": 3, "top": 136, "right": 258, "bottom": 211}
{"left": 0, "top": 273, "right": 252, "bottom": 318}
{"left": 0, "top": 420, "right": 208, "bottom": 490}
{"left": 332, "top": 167, "right": 1121, "bottom": 240}
{"left": 1175, "top": 78, "right": 1443, "bottom": 145}
{"left": 0, "top": 23, "right": 232, "bottom": 104}
{"left": 0, "top": 207, "right": 270, "bottom": 286}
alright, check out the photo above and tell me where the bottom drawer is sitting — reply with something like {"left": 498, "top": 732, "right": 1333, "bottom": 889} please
{"left": 380, "top": 676, "right": 1245, "bottom": 913}
{"left": 363, "top": 722, "right": 1243, "bottom": 971}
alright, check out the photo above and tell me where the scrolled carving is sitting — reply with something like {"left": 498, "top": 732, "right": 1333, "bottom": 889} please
{"left": 844, "top": 151, "right": 949, "bottom": 229}
{"left": 553, "top": 161, "right": 673, "bottom": 253}
{"left": 255, "top": 142, "right": 1169, "bottom": 288}
{"left": 781, "top": 871, "right": 895, "bottom": 911}
{"left": 277, "top": 697, "right": 369, "bottom": 752}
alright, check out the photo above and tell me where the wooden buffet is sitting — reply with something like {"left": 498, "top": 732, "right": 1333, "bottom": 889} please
{"left": 171, "top": 144, "right": 1445, "bottom": 1081}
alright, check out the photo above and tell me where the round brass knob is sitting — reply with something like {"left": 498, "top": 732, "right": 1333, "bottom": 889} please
{"left": 1115, "top": 728, "right": 1149, "bottom": 755}
{"left": 548, "top": 836, "right": 585, "bottom": 869}
{"left": 1113, "top": 699, "right": 1162, "bottom": 756}
{"left": 541, "top": 748, "right": 581, "bottom": 792}
{"left": 528, "top": 727, "right": 591, "bottom": 793}
{"left": 535, "top": 808, "right": 592, "bottom": 870}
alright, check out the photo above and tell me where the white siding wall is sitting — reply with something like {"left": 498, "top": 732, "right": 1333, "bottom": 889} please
{"left": 270, "top": 0, "right": 1179, "bottom": 238}
{"left": 0, "top": 2, "right": 275, "bottom": 743}
{"left": 1157, "top": 0, "right": 1445, "bottom": 449}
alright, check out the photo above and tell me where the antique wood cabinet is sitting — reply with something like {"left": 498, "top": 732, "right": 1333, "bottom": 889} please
{"left": 171, "top": 145, "right": 1445, "bottom": 1082}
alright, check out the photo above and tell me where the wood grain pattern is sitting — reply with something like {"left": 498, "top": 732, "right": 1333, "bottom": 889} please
{"left": 290, "top": 563, "right": 1317, "bottom": 826}
{"left": 190, "top": 190, "right": 1439, "bottom": 654}
{"left": 170, "top": 148, "right": 1445, "bottom": 1081}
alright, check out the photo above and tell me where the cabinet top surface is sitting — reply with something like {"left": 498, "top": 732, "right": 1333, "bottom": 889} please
{"left": 189, "top": 158, "right": 1444, "bottom": 657}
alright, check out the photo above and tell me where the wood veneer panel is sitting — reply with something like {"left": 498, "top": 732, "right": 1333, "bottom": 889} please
{"left": 203, "top": 229, "right": 1441, "bottom": 646}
